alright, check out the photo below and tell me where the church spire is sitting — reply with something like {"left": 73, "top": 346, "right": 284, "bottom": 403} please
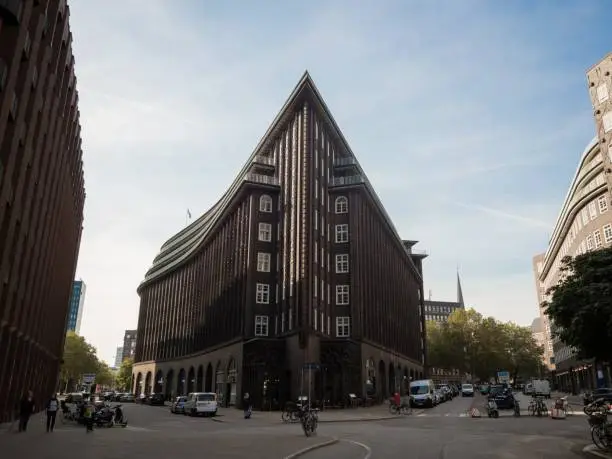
{"left": 457, "top": 269, "right": 465, "bottom": 307}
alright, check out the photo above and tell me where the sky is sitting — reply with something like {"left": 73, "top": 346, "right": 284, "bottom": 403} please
{"left": 68, "top": 0, "right": 612, "bottom": 365}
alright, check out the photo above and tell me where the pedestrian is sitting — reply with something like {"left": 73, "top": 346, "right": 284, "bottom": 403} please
{"left": 46, "top": 393, "right": 59, "bottom": 432}
{"left": 83, "top": 396, "right": 95, "bottom": 433}
{"left": 243, "top": 392, "right": 251, "bottom": 419}
{"left": 17, "top": 390, "right": 35, "bottom": 432}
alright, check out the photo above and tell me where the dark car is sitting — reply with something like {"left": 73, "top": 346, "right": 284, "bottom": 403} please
{"left": 584, "top": 388, "right": 612, "bottom": 405}
{"left": 489, "top": 388, "right": 515, "bottom": 410}
{"left": 147, "top": 393, "right": 166, "bottom": 406}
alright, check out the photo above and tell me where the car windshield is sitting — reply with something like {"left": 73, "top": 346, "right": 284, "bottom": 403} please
{"left": 462, "top": 384, "right": 473, "bottom": 390}
{"left": 410, "top": 385, "right": 430, "bottom": 395}
{"left": 197, "top": 394, "right": 215, "bottom": 402}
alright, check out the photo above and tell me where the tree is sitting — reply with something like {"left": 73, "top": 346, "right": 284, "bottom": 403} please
{"left": 543, "top": 248, "right": 612, "bottom": 363}
{"left": 95, "top": 361, "right": 115, "bottom": 388}
{"left": 60, "top": 332, "right": 99, "bottom": 391}
{"left": 116, "top": 358, "right": 133, "bottom": 391}
{"left": 426, "top": 308, "right": 543, "bottom": 382}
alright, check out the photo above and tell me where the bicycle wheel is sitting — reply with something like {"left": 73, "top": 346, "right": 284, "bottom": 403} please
{"left": 389, "top": 404, "right": 398, "bottom": 415}
{"left": 528, "top": 405, "right": 535, "bottom": 416}
{"left": 565, "top": 404, "right": 573, "bottom": 416}
{"left": 301, "top": 418, "right": 311, "bottom": 437}
{"left": 281, "top": 411, "right": 291, "bottom": 423}
{"left": 592, "top": 425, "right": 609, "bottom": 450}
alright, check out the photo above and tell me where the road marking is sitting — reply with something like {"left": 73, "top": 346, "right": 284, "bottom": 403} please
{"left": 283, "top": 437, "right": 339, "bottom": 459}
{"left": 342, "top": 440, "right": 372, "bottom": 459}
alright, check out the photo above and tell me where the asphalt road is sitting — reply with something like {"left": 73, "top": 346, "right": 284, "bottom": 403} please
{"left": 0, "top": 395, "right": 595, "bottom": 459}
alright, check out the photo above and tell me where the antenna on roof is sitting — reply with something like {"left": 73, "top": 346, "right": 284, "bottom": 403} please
{"left": 428, "top": 289, "right": 432, "bottom": 301}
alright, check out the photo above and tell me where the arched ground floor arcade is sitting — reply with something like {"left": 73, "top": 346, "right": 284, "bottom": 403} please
{"left": 132, "top": 335, "right": 424, "bottom": 410}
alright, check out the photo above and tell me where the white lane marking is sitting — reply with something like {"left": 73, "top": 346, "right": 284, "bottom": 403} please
{"left": 343, "top": 439, "right": 372, "bottom": 459}
{"left": 283, "top": 437, "right": 339, "bottom": 459}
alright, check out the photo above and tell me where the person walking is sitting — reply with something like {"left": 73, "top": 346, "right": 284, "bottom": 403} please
{"left": 46, "top": 394, "right": 59, "bottom": 432}
{"left": 17, "top": 390, "right": 35, "bottom": 432}
{"left": 243, "top": 392, "right": 252, "bottom": 419}
{"left": 83, "top": 396, "right": 95, "bottom": 433}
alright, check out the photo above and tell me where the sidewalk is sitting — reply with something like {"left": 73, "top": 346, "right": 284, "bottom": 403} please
{"left": 0, "top": 412, "right": 47, "bottom": 434}
{"left": 211, "top": 405, "right": 398, "bottom": 424}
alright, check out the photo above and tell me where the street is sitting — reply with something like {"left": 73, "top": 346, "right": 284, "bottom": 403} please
{"left": 0, "top": 394, "right": 596, "bottom": 459}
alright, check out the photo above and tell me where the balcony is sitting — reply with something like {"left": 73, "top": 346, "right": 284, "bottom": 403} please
{"left": 243, "top": 173, "right": 280, "bottom": 187}
{"left": 329, "top": 175, "right": 366, "bottom": 187}
{"left": 333, "top": 156, "right": 358, "bottom": 168}
{"left": 0, "top": 0, "right": 22, "bottom": 24}
{"left": 253, "top": 155, "right": 275, "bottom": 167}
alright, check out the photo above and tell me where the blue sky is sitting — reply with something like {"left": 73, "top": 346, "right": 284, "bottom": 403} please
{"left": 69, "top": 0, "right": 611, "bottom": 364}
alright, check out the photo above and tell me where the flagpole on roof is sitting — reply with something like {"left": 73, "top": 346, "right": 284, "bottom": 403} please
{"left": 185, "top": 209, "right": 192, "bottom": 227}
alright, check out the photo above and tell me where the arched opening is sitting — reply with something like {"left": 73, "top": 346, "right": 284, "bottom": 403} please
{"left": 377, "top": 360, "right": 387, "bottom": 401}
{"left": 165, "top": 369, "right": 175, "bottom": 400}
{"left": 177, "top": 368, "right": 186, "bottom": 396}
{"left": 215, "top": 361, "right": 226, "bottom": 406}
{"left": 365, "top": 358, "right": 376, "bottom": 397}
{"left": 388, "top": 364, "right": 396, "bottom": 396}
{"left": 227, "top": 359, "right": 237, "bottom": 406}
{"left": 187, "top": 367, "right": 195, "bottom": 393}
{"left": 196, "top": 365, "right": 204, "bottom": 392}
{"left": 135, "top": 372, "right": 143, "bottom": 395}
{"left": 205, "top": 363, "right": 213, "bottom": 392}
{"left": 144, "top": 371, "right": 152, "bottom": 395}
{"left": 154, "top": 370, "right": 163, "bottom": 393}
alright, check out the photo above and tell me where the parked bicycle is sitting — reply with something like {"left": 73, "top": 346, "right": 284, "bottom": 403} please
{"left": 585, "top": 398, "right": 612, "bottom": 451}
{"left": 389, "top": 400, "right": 412, "bottom": 415}
{"left": 527, "top": 396, "right": 548, "bottom": 417}
{"left": 300, "top": 405, "right": 319, "bottom": 437}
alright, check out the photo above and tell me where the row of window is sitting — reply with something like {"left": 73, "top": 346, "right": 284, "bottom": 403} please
{"left": 255, "top": 282, "right": 350, "bottom": 305}
{"left": 258, "top": 194, "right": 349, "bottom": 214}
{"left": 256, "top": 252, "right": 350, "bottom": 274}
{"left": 425, "top": 315, "right": 447, "bottom": 322}
{"left": 254, "top": 315, "right": 351, "bottom": 337}
{"left": 424, "top": 305, "right": 453, "bottom": 314}
{"left": 257, "top": 222, "right": 349, "bottom": 244}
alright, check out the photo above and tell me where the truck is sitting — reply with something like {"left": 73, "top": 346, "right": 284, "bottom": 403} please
{"left": 532, "top": 379, "right": 551, "bottom": 398}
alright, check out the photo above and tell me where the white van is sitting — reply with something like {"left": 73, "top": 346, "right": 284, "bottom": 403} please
{"left": 183, "top": 392, "right": 218, "bottom": 416}
{"left": 409, "top": 379, "right": 436, "bottom": 408}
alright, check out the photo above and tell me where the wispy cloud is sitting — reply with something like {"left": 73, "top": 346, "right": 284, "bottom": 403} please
{"left": 68, "top": 0, "right": 611, "bottom": 363}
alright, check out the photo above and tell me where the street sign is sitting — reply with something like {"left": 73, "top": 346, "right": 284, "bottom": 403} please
{"left": 497, "top": 371, "right": 510, "bottom": 383}
{"left": 82, "top": 373, "right": 96, "bottom": 384}
{"left": 303, "top": 363, "right": 320, "bottom": 370}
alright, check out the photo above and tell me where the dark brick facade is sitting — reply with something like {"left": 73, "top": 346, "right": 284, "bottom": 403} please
{"left": 133, "top": 73, "right": 425, "bottom": 409}
{"left": 0, "top": 0, "right": 85, "bottom": 421}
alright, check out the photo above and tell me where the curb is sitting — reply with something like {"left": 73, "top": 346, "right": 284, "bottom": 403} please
{"left": 583, "top": 444, "right": 612, "bottom": 459}
{"left": 284, "top": 437, "right": 339, "bottom": 459}
{"left": 319, "top": 415, "right": 397, "bottom": 423}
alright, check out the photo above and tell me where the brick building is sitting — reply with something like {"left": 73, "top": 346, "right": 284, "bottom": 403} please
{"left": 132, "top": 73, "right": 426, "bottom": 409}
{"left": 0, "top": 0, "right": 85, "bottom": 421}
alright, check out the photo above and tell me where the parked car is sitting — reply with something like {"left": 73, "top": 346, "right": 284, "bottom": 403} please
{"left": 409, "top": 379, "right": 436, "bottom": 408}
{"left": 183, "top": 392, "right": 218, "bottom": 417}
{"left": 489, "top": 388, "right": 516, "bottom": 410}
{"left": 120, "top": 393, "right": 136, "bottom": 403}
{"left": 461, "top": 383, "right": 475, "bottom": 397}
{"left": 584, "top": 388, "right": 612, "bottom": 406}
{"left": 171, "top": 396, "right": 188, "bottom": 414}
{"left": 147, "top": 393, "right": 165, "bottom": 406}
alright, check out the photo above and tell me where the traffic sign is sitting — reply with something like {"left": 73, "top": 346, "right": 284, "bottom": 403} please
{"left": 82, "top": 373, "right": 96, "bottom": 384}
{"left": 497, "top": 371, "right": 510, "bottom": 383}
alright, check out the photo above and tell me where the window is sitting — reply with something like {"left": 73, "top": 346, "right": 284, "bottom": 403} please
{"left": 256, "top": 283, "right": 270, "bottom": 304}
{"left": 336, "top": 285, "right": 349, "bottom": 305}
{"left": 597, "top": 84, "right": 609, "bottom": 103}
{"left": 258, "top": 223, "right": 272, "bottom": 241}
{"left": 335, "top": 254, "right": 349, "bottom": 273}
{"left": 257, "top": 252, "right": 271, "bottom": 272}
{"left": 314, "top": 209, "right": 318, "bottom": 230}
{"left": 582, "top": 209, "right": 589, "bottom": 226}
{"left": 587, "top": 235, "right": 594, "bottom": 251}
{"left": 336, "top": 316, "right": 350, "bottom": 337}
{"left": 598, "top": 196, "right": 608, "bottom": 213}
{"left": 254, "top": 316, "right": 269, "bottom": 336}
{"left": 603, "top": 224, "right": 612, "bottom": 243}
{"left": 594, "top": 230, "right": 603, "bottom": 248}
{"left": 603, "top": 112, "right": 612, "bottom": 133}
{"left": 589, "top": 202, "right": 597, "bottom": 220}
{"left": 314, "top": 308, "right": 318, "bottom": 330}
{"left": 335, "top": 196, "right": 348, "bottom": 214}
{"left": 335, "top": 224, "right": 349, "bottom": 243}
{"left": 259, "top": 194, "right": 273, "bottom": 212}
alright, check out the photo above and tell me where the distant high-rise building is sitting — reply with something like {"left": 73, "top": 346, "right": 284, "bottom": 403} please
{"left": 114, "top": 347, "right": 124, "bottom": 368}
{"left": 0, "top": 1, "right": 86, "bottom": 422}
{"left": 122, "top": 330, "right": 137, "bottom": 362}
{"left": 66, "top": 280, "right": 86, "bottom": 334}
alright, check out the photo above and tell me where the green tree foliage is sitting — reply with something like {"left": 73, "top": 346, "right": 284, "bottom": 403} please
{"left": 116, "top": 358, "right": 134, "bottom": 391}
{"left": 543, "top": 248, "right": 612, "bottom": 362}
{"left": 427, "top": 308, "right": 544, "bottom": 381}
{"left": 95, "top": 361, "right": 115, "bottom": 388}
{"left": 60, "top": 332, "right": 99, "bottom": 390}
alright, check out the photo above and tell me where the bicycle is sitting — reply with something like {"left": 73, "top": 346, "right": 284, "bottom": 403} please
{"left": 389, "top": 402, "right": 412, "bottom": 416}
{"left": 555, "top": 396, "right": 573, "bottom": 416}
{"left": 528, "top": 396, "right": 548, "bottom": 417}
{"left": 300, "top": 406, "right": 318, "bottom": 437}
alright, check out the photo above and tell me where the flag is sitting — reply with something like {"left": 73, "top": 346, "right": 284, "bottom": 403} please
{"left": 187, "top": 209, "right": 192, "bottom": 219}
